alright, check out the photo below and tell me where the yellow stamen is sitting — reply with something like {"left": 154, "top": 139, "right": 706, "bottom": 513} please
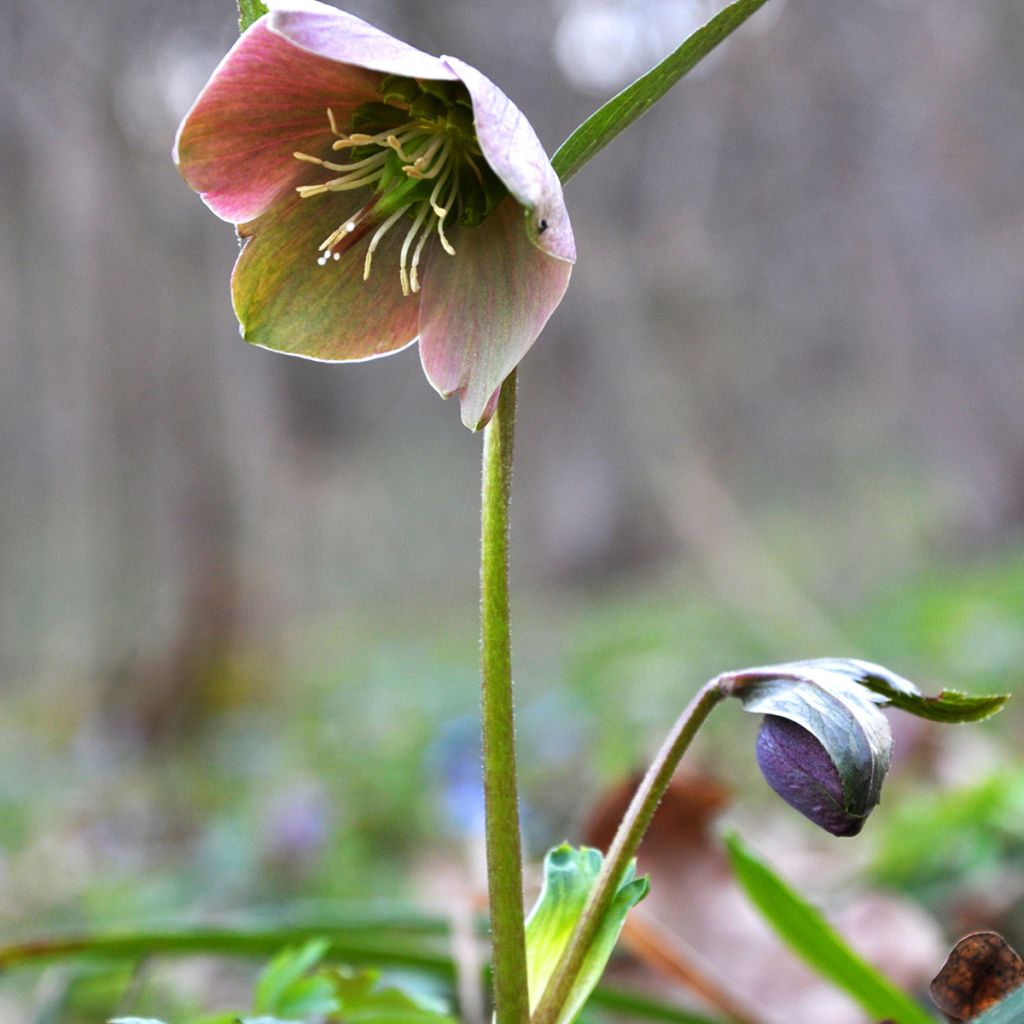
{"left": 363, "top": 205, "right": 411, "bottom": 282}
{"left": 295, "top": 106, "right": 477, "bottom": 282}
{"left": 434, "top": 174, "right": 459, "bottom": 257}
{"left": 403, "top": 138, "right": 451, "bottom": 181}
{"left": 398, "top": 204, "right": 430, "bottom": 297}
{"left": 293, "top": 149, "right": 391, "bottom": 175}
{"left": 409, "top": 216, "right": 435, "bottom": 294}
{"left": 296, "top": 166, "right": 388, "bottom": 197}
{"left": 334, "top": 124, "right": 424, "bottom": 151}
{"left": 428, "top": 160, "right": 455, "bottom": 219}
{"left": 318, "top": 215, "right": 362, "bottom": 255}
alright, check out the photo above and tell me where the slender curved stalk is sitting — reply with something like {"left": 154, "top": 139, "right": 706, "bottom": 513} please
{"left": 531, "top": 679, "right": 727, "bottom": 1024}
{"left": 480, "top": 370, "right": 529, "bottom": 1024}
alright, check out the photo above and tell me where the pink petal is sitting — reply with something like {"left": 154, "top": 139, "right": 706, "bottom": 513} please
{"left": 268, "top": 1, "right": 458, "bottom": 81}
{"left": 418, "top": 198, "right": 573, "bottom": 430}
{"left": 442, "top": 56, "right": 576, "bottom": 265}
{"left": 233, "top": 193, "right": 421, "bottom": 362}
{"left": 174, "top": 17, "right": 381, "bottom": 224}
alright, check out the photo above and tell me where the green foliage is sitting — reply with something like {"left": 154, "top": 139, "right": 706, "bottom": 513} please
{"left": 253, "top": 940, "right": 339, "bottom": 1018}
{"left": 723, "top": 832, "right": 934, "bottom": 1024}
{"left": 871, "top": 766, "right": 1024, "bottom": 902}
{"left": 246, "top": 943, "right": 457, "bottom": 1024}
{"left": 109, "top": 940, "right": 457, "bottom": 1024}
{"left": 552, "top": 0, "right": 772, "bottom": 183}
{"left": 525, "top": 844, "right": 648, "bottom": 1024}
{"left": 237, "top": 0, "right": 269, "bottom": 32}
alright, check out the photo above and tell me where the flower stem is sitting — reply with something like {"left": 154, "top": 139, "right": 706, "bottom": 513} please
{"left": 480, "top": 370, "right": 529, "bottom": 1024}
{"left": 531, "top": 678, "right": 728, "bottom": 1024}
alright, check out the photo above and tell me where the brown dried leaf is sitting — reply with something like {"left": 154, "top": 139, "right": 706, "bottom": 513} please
{"left": 930, "top": 931, "right": 1024, "bottom": 1021}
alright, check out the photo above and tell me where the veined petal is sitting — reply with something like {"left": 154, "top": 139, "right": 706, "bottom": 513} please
{"left": 419, "top": 199, "right": 572, "bottom": 430}
{"left": 174, "top": 18, "right": 381, "bottom": 224}
{"left": 442, "top": 56, "right": 575, "bottom": 265}
{"left": 233, "top": 195, "right": 420, "bottom": 362}
{"left": 268, "top": 0, "right": 458, "bottom": 82}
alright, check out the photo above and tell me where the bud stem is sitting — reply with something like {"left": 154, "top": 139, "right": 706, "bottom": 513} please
{"left": 530, "top": 678, "right": 727, "bottom": 1024}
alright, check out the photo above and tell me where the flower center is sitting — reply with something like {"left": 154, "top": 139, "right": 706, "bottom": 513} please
{"left": 293, "top": 76, "right": 506, "bottom": 296}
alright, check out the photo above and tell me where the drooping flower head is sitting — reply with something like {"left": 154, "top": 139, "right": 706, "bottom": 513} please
{"left": 174, "top": 0, "right": 575, "bottom": 429}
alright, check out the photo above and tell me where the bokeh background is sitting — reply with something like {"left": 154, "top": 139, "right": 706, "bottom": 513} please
{"left": 2, "top": 0, "right": 1023, "bottom": 1020}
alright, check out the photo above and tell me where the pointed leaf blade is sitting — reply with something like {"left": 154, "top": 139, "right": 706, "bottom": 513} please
{"left": 552, "top": 0, "right": 772, "bottom": 183}
{"left": 724, "top": 832, "right": 934, "bottom": 1024}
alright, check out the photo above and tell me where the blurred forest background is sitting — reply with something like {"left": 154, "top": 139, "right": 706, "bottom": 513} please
{"left": 1, "top": 0, "right": 1023, "bottom": 1020}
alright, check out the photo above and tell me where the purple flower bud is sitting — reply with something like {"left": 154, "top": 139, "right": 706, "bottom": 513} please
{"left": 755, "top": 714, "right": 867, "bottom": 837}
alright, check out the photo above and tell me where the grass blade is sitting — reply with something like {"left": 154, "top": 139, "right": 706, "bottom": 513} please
{"left": 724, "top": 832, "right": 935, "bottom": 1024}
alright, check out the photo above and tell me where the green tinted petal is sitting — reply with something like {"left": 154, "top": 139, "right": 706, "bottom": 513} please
{"left": 233, "top": 194, "right": 420, "bottom": 362}
{"left": 419, "top": 199, "right": 572, "bottom": 429}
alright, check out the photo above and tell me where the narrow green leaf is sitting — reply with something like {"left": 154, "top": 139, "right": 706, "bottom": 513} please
{"left": 237, "top": 0, "right": 269, "bottom": 33}
{"left": 526, "top": 844, "right": 648, "bottom": 1024}
{"left": 724, "top": 832, "right": 935, "bottom": 1024}
{"left": 552, "top": 0, "right": 771, "bottom": 183}
{"left": 973, "top": 985, "right": 1024, "bottom": 1023}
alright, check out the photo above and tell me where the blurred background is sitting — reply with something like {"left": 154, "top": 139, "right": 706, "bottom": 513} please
{"left": 2, "top": 0, "right": 1023, "bottom": 1020}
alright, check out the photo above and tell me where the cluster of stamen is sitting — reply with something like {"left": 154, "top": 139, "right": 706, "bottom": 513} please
{"left": 293, "top": 87, "right": 490, "bottom": 297}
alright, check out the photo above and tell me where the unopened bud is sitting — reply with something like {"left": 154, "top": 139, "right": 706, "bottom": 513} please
{"left": 756, "top": 714, "right": 869, "bottom": 836}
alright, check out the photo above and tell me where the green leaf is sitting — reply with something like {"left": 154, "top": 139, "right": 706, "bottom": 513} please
{"left": 974, "top": 985, "right": 1024, "bottom": 1023}
{"left": 237, "top": 0, "right": 269, "bottom": 33}
{"left": 526, "top": 844, "right": 648, "bottom": 1024}
{"left": 109, "top": 1019, "right": 168, "bottom": 1024}
{"left": 253, "top": 939, "right": 337, "bottom": 1017}
{"left": 724, "top": 832, "right": 934, "bottom": 1024}
{"left": 839, "top": 659, "right": 1009, "bottom": 723}
{"left": 552, "top": 0, "right": 772, "bottom": 184}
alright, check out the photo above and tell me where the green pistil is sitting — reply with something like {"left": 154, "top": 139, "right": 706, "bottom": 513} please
{"left": 292, "top": 75, "right": 507, "bottom": 295}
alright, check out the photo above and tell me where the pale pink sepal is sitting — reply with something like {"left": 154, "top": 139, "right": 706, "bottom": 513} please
{"left": 419, "top": 199, "right": 573, "bottom": 430}
{"left": 173, "top": 18, "right": 380, "bottom": 224}
{"left": 268, "top": 0, "right": 457, "bottom": 81}
{"left": 442, "top": 56, "right": 576, "bottom": 265}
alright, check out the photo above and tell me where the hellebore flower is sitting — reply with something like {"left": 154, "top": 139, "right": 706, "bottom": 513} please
{"left": 726, "top": 659, "right": 895, "bottom": 837}
{"left": 174, "top": 0, "right": 575, "bottom": 429}
{"left": 755, "top": 714, "right": 869, "bottom": 837}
